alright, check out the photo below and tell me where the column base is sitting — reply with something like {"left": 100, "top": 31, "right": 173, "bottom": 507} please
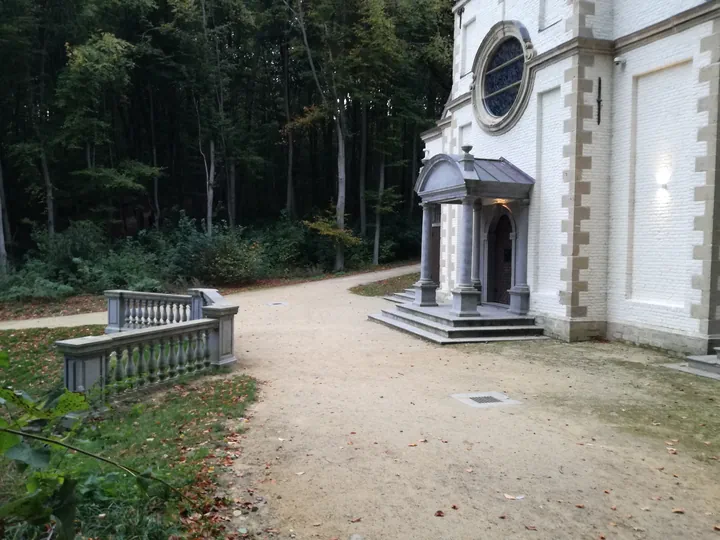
{"left": 413, "top": 281, "right": 438, "bottom": 307}
{"left": 508, "top": 285, "right": 530, "bottom": 315}
{"left": 450, "top": 287, "right": 482, "bottom": 317}
{"left": 472, "top": 280, "right": 483, "bottom": 305}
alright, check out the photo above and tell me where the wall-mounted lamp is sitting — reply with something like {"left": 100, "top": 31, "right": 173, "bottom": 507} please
{"left": 656, "top": 165, "right": 672, "bottom": 190}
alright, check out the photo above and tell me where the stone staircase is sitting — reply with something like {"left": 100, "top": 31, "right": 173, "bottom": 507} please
{"left": 369, "top": 292, "right": 547, "bottom": 345}
{"left": 687, "top": 349, "right": 720, "bottom": 377}
{"left": 383, "top": 287, "right": 416, "bottom": 304}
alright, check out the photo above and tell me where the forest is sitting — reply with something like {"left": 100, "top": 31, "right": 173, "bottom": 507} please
{"left": 0, "top": 0, "right": 453, "bottom": 300}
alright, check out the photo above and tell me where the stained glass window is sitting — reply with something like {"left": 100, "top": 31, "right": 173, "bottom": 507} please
{"left": 483, "top": 38, "right": 525, "bottom": 117}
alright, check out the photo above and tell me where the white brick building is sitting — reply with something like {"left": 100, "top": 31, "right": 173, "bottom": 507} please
{"left": 416, "top": 0, "right": 720, "bottom": 354}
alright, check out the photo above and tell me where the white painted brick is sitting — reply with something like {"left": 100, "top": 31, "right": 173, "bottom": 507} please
{"left": 423, "top": 1, "right": 715, "bottom": 340}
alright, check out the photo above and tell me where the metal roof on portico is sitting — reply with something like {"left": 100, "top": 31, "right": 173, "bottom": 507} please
{"left": 415, "top": 150, "right": 535, "bottom": 204}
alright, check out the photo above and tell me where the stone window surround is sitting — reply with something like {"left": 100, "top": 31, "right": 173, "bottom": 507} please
{"left": 471, "top": 20, "right": 536, "bottom": 135}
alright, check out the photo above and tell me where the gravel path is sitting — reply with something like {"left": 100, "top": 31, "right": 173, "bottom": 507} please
{"left": 227, "top": 268, "right": 720, "bottom": 540}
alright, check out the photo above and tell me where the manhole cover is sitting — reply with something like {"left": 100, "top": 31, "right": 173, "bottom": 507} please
{"left": 451, "top": 392, "right": 520, "bottom": 409}
{"left": 469, "top": 395, "right": 502, "bottom": 404}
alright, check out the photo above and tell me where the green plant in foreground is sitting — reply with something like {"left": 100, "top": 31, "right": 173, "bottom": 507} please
{"left": 0, "top": 351, "right": 181, "bottom": 539}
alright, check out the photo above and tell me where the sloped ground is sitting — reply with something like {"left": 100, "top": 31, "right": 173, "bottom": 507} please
{"left": 225, "top": 268, "right": 720, "bottom": 539}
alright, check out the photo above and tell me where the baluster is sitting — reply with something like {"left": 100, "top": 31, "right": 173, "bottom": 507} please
{"left": 129, "top": 299, "right": 135, "bottom": 328}
{"left": 202, "top": 329, "right": 211, "bottom": 370}
{"left": 183, "top": 303, "right": 190, "bottom": 322}
{"left": 158, "top": 337, "right": 170, "bottom": 381}
{"left": 150, "top": 300, "right": 157, "bottom": 326}
{"left": 102, "top": 351, "right": 113, "bottom": 398}
{"left": 194, "top": 330, "right": 204, "bottom": 372}
{"left": 147, "top": 339, "right": 159, "bottom": 383}
{"left": 170, "top": 302, "right": 177, "bottom": 324}
{"left": 187, "top": 331, "right": 198, "bottom": 372}
{"left": 113, "top": 348, "right": 125, "bottom": 393}
{"left": 135, "top": 341, "right": 146, "bottom": 387}
{"left": 167, "top": 335, "right": 178, "bottom": 378}
{"left": 160, "top": 301, "right": 167, "bottom": 325}
{"left": 125, "top": 344, "right": 137, "bottom": 390}
{"left": 177, "top": 333, "right": 187, "bottom": 375}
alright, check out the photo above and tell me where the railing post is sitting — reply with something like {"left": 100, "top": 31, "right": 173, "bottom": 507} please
{"left": 105, "top": 290, "right": 126, "bottom": 334}
{"left": 56, "top": 335, "right": 112, "bottom": 394}
{"left": 202, "top": 304, "right": 239, "bottom": 366}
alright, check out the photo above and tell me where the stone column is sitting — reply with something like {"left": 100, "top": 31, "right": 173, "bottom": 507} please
{"left": 471, "top": 200, "right": 483, "bottom": 303}
{"left": 451, "top": 197, "right": 481, "bottom": 316}
{"left": 414, "top": 202, "right": 438, "bottom": 306}
{"left": 509, "top": 200, "right": 530, "bottom": 315}
{"left": 104, "top": 290, "right": 126, "bottom": 334}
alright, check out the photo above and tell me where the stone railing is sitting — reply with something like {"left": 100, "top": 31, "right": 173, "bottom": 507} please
{"left": 58, "top": 294, "right": 238, "bottom": 398}
{"left": 105, "top": 288, "right": 227, "bottom": 333}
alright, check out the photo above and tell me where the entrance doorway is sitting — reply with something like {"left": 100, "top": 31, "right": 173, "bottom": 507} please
{"left": 488, "top": 214, "right": 513, "bottom": 304}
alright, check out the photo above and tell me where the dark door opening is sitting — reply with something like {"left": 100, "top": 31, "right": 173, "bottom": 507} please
{"left": 488, "top": 214, "right": 512, "bottom": 305}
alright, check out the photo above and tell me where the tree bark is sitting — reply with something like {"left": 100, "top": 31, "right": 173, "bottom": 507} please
{"left": 334, "top": 116, "right": 346, "bottom": 272}
{"left": 207, "top": 139, "right": 215, "bottom": 237}
{"left": 373, "top": 153, "right": 385, "bottom": 265}
{"left": 0, "top": 154, "right": 10, "bottom": 251}
{"left": 149, "top": 86, "right": 160, "bottom": 229}
{"left": 359, "top": 102, "right": 368, "bottom": 236}
{"left": 0, "top": 158, "right": 7, "bottom": 274}
{"left": 282, "top": 36, "right": 294, "bottom": 218}
{"left": 228, "top": 160, "right": 236, "bottom": 227}
{"left": 40, "top": 148, "right": 54, "bottom": 236}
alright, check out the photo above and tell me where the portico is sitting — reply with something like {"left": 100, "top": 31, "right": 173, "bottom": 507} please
{"left": 413, "top": 146, "right": 534, "bottom": 317}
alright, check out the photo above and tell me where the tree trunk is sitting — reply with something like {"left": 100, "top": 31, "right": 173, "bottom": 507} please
{"left": 207, "top": 139, "right": 215, "bottom": 237}
{"left": 0, "top": 154, "right": 10, "bottom": 251}
{"left": 228, "top": 160, "right": 236, "bottom": 227}
{"left": 373, "top": 154, "right": 385, "bottom": 265}
{"left": 409, "top": 125, "right": 418, "bottom": 218}
{"left": 334, "top": 116, "right": 346, "bottom": 272}
{"left": 0, "top": 158, "right": 7, "bottom": 274}
{"left": 282, "top": 37, "right": 294, "bottom": 218}
{"left": 359, "top": 102, "right": 368, "bottom": 236}
{"left": 149, "top": 86, "right": 160, "bottom": 229}
{"left": 40, "top": 148, "right": 54, "bottom": 236}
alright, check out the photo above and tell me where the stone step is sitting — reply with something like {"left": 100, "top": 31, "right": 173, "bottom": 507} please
{"left": 687, "top": 355, "right": 720, "bottom": 376}
{"left": 383, "top": 295, "right": 404, "bottom": 304}
{"left": 381, "top": 309, "right": 544, "bottom": 339}
{"left": 368, "top": 313, "right": 549, "bottom": 345}
{"left": 396, "top": 303, "right": 536, "bottom": 328}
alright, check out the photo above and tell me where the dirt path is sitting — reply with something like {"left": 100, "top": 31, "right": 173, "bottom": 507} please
{"left": 227, "top": 272, "right": 720, "bottom": 540}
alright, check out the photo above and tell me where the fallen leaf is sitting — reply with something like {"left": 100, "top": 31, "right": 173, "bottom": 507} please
{"left": 435, "top": 510, "right": 445, "bottom": 517}
{"left": 611, "top": 506, "right": 617, "bottom": 511}
{"left": 465, "top": 468, "right": 473, "bottom": 473}
{"left": 641, "top": 507, "right": 650, "bottom": 512}
{"left": 408, "top": 443, "right": 417, "bottom": 447}
{"left": 296, "top": 472, "right": 305, "bottom": 475}
{"left": 714, "top": 525, "right": 720, "bottom": 531}
{"left": 350, "top": 432, "right": 356, "bottom": 434}
{"left": 673, "top": 474, "right": 679, "bottom": 478}
{"left": 441, "top": 439, "right": 448, "bottom": 443}
{"left": 451, "top": 505, "right": 459, "bottom": 510}
{"left": 609, "top": 522, "right": 617, "bottom": 527}
{"left": 350, "top": 517, "right": 362, "bottom": 523}
{"left": 504, "top": 494, "right": 516, "bottom": 500}
{"left": 599, "top": 535, "right": 606, "bottom": 540}
{"left": 603, "top": 490, "right": 610, "bottom": 494}
{"left": 672, "top": 508, "right": 685, "bottom": 514}
{"left": 98, "top": 513, "right": 107, "bottom": 519}
{"left": 312, "top": 522, "right": 322, "bottom": 527}
{"left": 657, "top": 466, "right": 665, "bottom": 471}
{"left": 525, "top": 525, "right": 537, "bottom": 531}
{"left": 576, "top": 504, "right": 585, "bottom": 509}
{"left": 499, "top": 514, "right": 507, "bottom": 519}
{"left": 667, "top": 447, "right": 678, "bottom": 455}
{"left": 419, "top": 438, "right": 428, "bottom": 443}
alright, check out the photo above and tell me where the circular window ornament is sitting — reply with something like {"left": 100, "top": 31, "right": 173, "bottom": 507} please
{"left": 471, "top": 21, "right": 535, "bottom": 135}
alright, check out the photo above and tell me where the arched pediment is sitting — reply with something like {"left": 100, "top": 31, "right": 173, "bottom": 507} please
{"left": 415, "top": 152, "right": 535, "bottom": 203}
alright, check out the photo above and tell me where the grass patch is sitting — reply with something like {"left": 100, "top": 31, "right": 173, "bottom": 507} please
{"left": 349, "top": 272, "right": 420, "bottom": 297}
{"left": 488, "top": 340, "right": 720, "bottom": 464}
{"left": 0, "top": 295, "right": 106, "bottom": 322}
{"left": 1, "top": 326, "right": 257, "bottom": 538}
{"left": 0, "top": 326, "right": 106, "bottom": 395}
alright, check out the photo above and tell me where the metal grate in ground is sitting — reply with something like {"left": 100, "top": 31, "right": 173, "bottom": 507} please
{"left": 451, "top": 392, "right": 521, "bottom": 409}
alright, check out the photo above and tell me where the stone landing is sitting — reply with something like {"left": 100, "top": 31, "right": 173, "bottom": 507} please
{"left": 369, "top": 302, "right": 546, "bottom": 345}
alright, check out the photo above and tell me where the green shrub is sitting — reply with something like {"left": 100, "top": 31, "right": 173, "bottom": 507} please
{"left": 202, "top": 230, "right": 263, "bottom": 284}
